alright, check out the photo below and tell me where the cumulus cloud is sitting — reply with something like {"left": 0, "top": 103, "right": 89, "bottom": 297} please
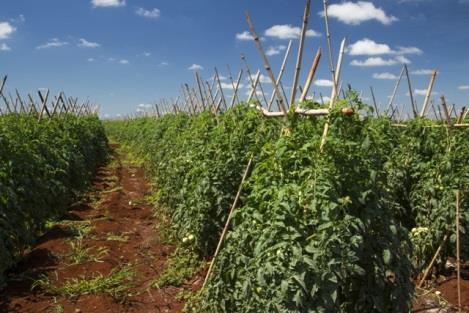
{"left": 136, "top": 8, "right": 160, "bottom": 18}
{"left": 0, "top": 22, "right": 16, "bottom": 39}
{"left": 118, "top": 59, "right": 129, "bottom": 64}
{"left": 458, "top": 85, "right": 469, "bottom": 90}
{"left": 87, "top": 58, "right": 95, "bottom": 62}
{"left": 414, "top": 89, "right": 437, "bottom": 96}
{"left": 265, "top": 24, "right": 320, "bottom": 40}
{"left": 78, "top": 38, "right": 100, "bottom": 48}
{"left": 322, "top": 1, "right": 398, "bottom": 25}
{"left": 314, "top": 79, "right": 334, "bottom": 87}
{"left": 188, "top": 64, "right": 203, "bottom": 71}
{"left": 36, "top": 38, "right": 69, "bottom": 49}
{"left": 0, "top": 43, "right": 11, "bottom": 51}
{"left": 91, "top": 0, "right": 125, "bottom": 7}
{"left": 373, "top": 72, "right": 399, "bottom": 80}
{"left": 411, "top": 69, "right": 433, "bottom": 75}
{"left": 351, "top": 57, "right": 398, "bottom": 67}
{"left": 348, "top": 39, "right": 422, "bottom": 56}
{"left": 266, "top": 45, "right": 287, "bottom": 56}
{"left": 348, "top": 38, "right": 393, "bottom": 56}
{"left": 395, "top": 55, "right": 411, "bottom": 64}
{"left": 236, "top": 31, "right": 254, "bottom": 41}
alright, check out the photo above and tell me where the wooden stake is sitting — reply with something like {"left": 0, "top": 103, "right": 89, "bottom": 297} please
{"left": 246, "top": 12, "right": 287, "bottom": 114}
{"left": 417, "top": 234, "right": 448, "bottom": 288}
{"left": 230, "top": 69, "right": 244, "bottom": 107}
{"left": 227, "top": 65, "right": 240, "bottom": 106}
{"left": 456, "top": 190, "right": 461, "bottom": 312}
{"left": 299, "top": 48, "right": 322, "bottom": 102}
{"left": 320, "top": 37, "right": 346, "bottom": 152}
{"left": 419, "top": 69, "right": 438, "bottom": 117}
{"left": 322, "top": 0, "right": 336, "bottom": 90}
{"left": 386, "top": 66, "right": 405, "bottom": 115}
{"left": 404, "top": 64, "right": 418, "bottom": 118}
{"left": 214, "top": 68, "right": 227, "bottom": 111}
{"left": 241, "top": 54, "right": 261, "bottom": 104}
{"left": 38, "top": 89, "right": 50, "bottom": 121}
{"left": 202, "top": 156, "right": 255, "bottom": 289}
{"left": 440, "top": 96, "right": 452, "bottom": 127}
{"left": 195, "top": 71, "right": 207, "bottom": 110}
{"left": 247, "top": 70, "right": 261, "bottom": 103}
{"left": 370, "top": 86, "right": 380, "bottom": 116}
{"left": 456, "top": 106, "right": 466, "bottom": 124}
{"left": 268, "top": 40, "right": 293, "bottom": 111}
{"left": 290, "top": 0, "right": 312, "bottom": 107}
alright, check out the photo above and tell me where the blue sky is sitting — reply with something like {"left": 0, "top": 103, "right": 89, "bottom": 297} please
{"left": 1, "top": 0, "right": 469, "bottom": 117}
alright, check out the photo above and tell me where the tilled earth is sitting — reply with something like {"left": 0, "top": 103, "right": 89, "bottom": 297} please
{"left": 0, "top": 145, "right": 204, "bottom": 313}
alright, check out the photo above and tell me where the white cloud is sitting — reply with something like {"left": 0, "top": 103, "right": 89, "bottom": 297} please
{"left": 395, "top": 55, "right": 411, "bottom": 64}
{"left": 322, "top": 1, "right": 398, "bottom": 25}
{"left": 411, "top": 69, "right": 433, "bottom": 75}
{"left": 396, "top": 46, "right": 422, "bottom": 55}
{"left": 78, "top": 38, "right": 100, "bottom": 48}
{"left": 87, "top": 58, "right": 95, "bottom": 62}
{"left": 188, "top": 64, "right": 203, "bottom": 71}
{"left": 143, "top": 52, "right": 151, "bottom": 57}
{"left": 266, "top": 45, "right": 287, "bottom": 56}
{"left": 259, "top": 74, "right": 270, "bottom": 84}
{"left": 36, "top": 38, "right": 69, "bottom": 49}
{"left": 236, "top": 31, "right": 254, "bottom": 41}
{"left": 221, "top": 82, "right": 245, "bottom": 90}
{"left": 138, "top": 103, "right": 152, "bottom": 109}
{"left": 91, "top": 0, "right": 125, "bottom": 7}
{"left": 351, "top": 57, "right": 398, "bottom": 67}
{"left": 373, "top": 72, "right": 399, "bottom": 80}
{"left": 348, "top": 39, "right": 423, "bottom": 57}
{"left": 136, "top": 8, "right": 160, "bottom": 19}
{"left": 414, "top": 89, "right": 437, "bottom": 96}
{"left": 0, "top": 43, "right": 11, "bottom": 51}
{"left": 348, "top": 38, "right": 393, "bottom": 56}
{"left": 458, "top": 85, "right": 469, "bottom": 91}
{"left": 314, "top": 79, "right": 334, "bottom": 87}
{"left": 0, "top": 22, "right": 16, "bottom": 39}
{"left": 119, "top": 59, "right": 129, "bottom": 64}
{"left": 159, "top": 61, "right": 169, "bottom": 67}
{"left": 265, "top": 24, "right": 320, "bottom": 40}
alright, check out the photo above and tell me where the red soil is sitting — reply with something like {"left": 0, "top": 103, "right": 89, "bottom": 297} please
{"left": 0, "top": 145, "right": 204, "bottom": 313}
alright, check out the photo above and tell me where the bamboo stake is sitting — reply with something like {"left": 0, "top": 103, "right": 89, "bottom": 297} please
{"left": 227, "top": 65, "right": 239, "bottom": 106}
{"left": 322, "top": 0, "right": 336, "bottom": 90}
{"left": 15, "top": 89, "right": 25, "bottom": 113}
{"left": 290, "top": 0, "right": 312, "bottom": 107}
{"left": 456, "top": 106, "right": 466, "bottom": 124}
{"left": 0, "top": 76, "right": 7, "bottom": 96}
{"left": 195, "top": 71, "right": 207, "bottom": 110}
{"left": 205, "top": 81, "right": 216, "bottom": 111}
{"left": 230, "top": 69, "right": 243, "bottom": 107}
{"left": 246, "top": 12, "right": 287, "bottom": 114}
{"left": 241, "top": 54, "right": 261, "bottom": 104}
{"left": 370, "top": 86, "right": 380, "bottom": 116}
{"left": 404, "top": 64, "right": 418, "bottom": 118}
{"left": 243, "top": 55, "right": 268, "bottom": 106}
{"left": 299, "top": 48, "right": 322, "bottom": 102}
{"left": 51, "top": 93, "right": 63, "bottom": 116}
{"left": 463, "top": 107, "right": 469, "bottom": 121}
{"left": 386, "top": 66, "right": 405, "bottom": 115}
{"left": 417, "top": 234, "right": 448, "bottom": 288}
{"left": 419, "top": 69, "right": 438, "bottom": 117}
{"left": 440, "top": 96, "right": 452, "bottom": 127}
{"left": 247, "top": 70, "right": 261, "bottom": 103}
{"left": 320, "top": 37, "right": 346, "bottom": 152}
{"left": 268, "top": 40, "right": 293, "bottom": 111}
{"left": 38, "top": 89, "right": 50, "bottom": 121}
{"left": 456, "top": 190, "right": 461, "bottom": 312}
{"left": 214, "top": 68, "right": 227, "bottom": 111}
{"left": 203, "top": 156, "right": 255, "bottom": 289}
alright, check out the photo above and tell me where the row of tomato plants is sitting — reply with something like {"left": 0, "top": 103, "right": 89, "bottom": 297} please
{"left": 0, "top": 113, "right": 108, "bottom": 287}
{"left": 105, "top": 93, "right": 467, "bottom": 312}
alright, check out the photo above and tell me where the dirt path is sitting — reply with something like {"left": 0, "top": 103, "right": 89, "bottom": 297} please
{"left": 0, "top": 145, "right": 203, "bottom": 313}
